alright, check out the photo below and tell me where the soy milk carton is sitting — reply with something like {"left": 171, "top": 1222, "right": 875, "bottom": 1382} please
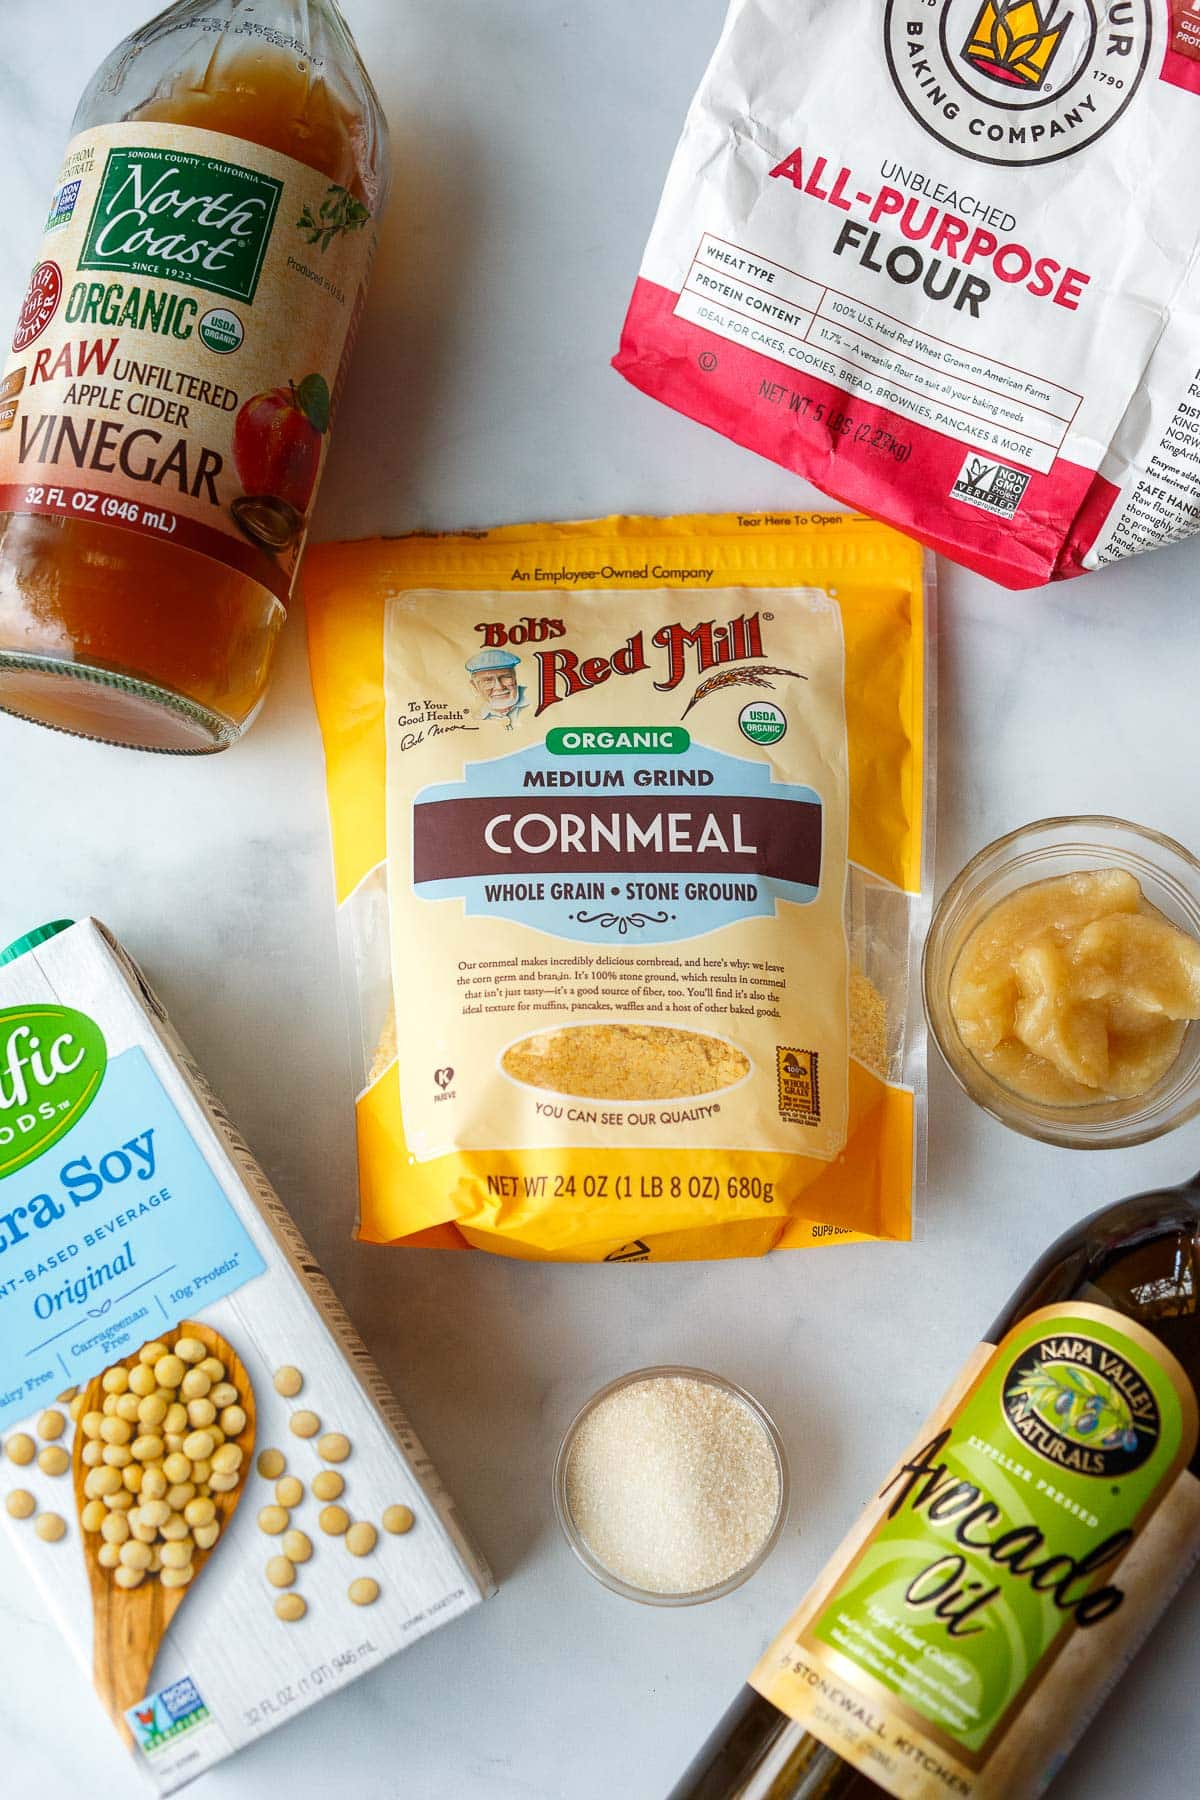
{"left": 0, "top": 919, "right": 493, "bottom": 1791}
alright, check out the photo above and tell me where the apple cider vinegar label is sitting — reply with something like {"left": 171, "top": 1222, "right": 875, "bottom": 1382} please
{"left": 750, "top": 1304, "right": 1200, "bottom": 1799}
{"left": 0, "top": 124, "right": 378, "bottom": 606}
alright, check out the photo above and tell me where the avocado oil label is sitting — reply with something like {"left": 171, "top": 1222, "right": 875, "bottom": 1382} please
{"left": 751, "top": 1303, "right": 1200, "bottom": 1800}
{"left": 0, "top": 124, "right": 378, "bottom": 606}
{"left": 0, "top": 1010, "right": 264, "bottom": 1429}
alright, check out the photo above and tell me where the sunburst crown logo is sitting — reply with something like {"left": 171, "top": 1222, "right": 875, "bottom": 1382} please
{"left": 964, "top": 0, "right": 1072, "bottom": 89}
{"left": 885, "top": 0, "right": 1151, "bottom": 168}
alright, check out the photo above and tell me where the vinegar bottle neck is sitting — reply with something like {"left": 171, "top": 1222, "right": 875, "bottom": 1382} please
{"left": 226, "top": 0, "right": 340, "bottom": 30}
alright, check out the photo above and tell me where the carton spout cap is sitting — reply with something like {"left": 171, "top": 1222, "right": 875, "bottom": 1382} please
{"left": 0, "top": 919, "right": 75, "bottom": 966}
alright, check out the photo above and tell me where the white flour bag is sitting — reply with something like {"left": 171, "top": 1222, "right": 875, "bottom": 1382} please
{"left": 615, "top": 1, "right": 1200, "bottom": 588}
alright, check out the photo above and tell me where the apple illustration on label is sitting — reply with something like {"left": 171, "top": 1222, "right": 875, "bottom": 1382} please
{"left": 232, "top": 373, "right": 330, "bottom": 552}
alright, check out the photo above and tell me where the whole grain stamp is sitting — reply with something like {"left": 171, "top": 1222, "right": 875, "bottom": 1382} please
{"left": 305, "top": 513, "right": 931, "bottom": 1260}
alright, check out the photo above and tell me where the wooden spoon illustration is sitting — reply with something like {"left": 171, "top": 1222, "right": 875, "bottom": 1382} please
{"left": 72, "top": 1320, "right": 256, "bottom": 1742}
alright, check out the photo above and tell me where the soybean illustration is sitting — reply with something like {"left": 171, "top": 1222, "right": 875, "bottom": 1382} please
{"left": 72, "top": 1323, "right": 256, "bottom": 1743}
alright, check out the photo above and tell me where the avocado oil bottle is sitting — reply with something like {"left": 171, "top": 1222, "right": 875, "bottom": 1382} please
{"left": 668, "top": 1173, "right": 1200, "bottom": 1799}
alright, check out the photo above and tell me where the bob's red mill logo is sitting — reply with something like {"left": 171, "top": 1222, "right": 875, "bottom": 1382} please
{"left": 884, "top": 0, "right": 1152, "bottom": 166}
{"left": 473, "top": 614, "right": 768, "bottom": 717}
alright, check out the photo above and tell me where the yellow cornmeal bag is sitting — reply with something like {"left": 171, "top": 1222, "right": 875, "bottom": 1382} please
{"left": 304, "top": 513, "right": 932, "bottom": 1261}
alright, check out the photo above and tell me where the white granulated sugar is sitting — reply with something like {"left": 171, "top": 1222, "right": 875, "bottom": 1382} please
{"left": 565, "top": 1376, "right": 781, "bottom": 1595}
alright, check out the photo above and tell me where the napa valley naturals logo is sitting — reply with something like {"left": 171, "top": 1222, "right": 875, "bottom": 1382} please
{"left": 0, "top": 1005, "right": 107, "bottom": 1178}
{"left": 884, "top": 0, "right": 1153, "bottom": 166}
{"left": 1002, "top": 1330, "right": 1161, "bottom": 1477}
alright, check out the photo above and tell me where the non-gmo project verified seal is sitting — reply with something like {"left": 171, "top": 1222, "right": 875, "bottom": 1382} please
{"left": 44, "top": 180, "right": 82, "bottom": 231}
{"left": 951, "top": 453, "right": 1032, "bottom": 519}
{"left": 126, "top": 1676, "right": 212, "bottom": 1757}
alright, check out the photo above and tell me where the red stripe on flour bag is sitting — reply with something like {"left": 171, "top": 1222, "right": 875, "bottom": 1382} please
{"left": 614, "top": 277, "right": 1118, "bottom": 591}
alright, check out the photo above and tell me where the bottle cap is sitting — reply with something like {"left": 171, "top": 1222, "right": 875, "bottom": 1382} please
{"left": 0, "top": 920, "right": 75, "bottom": 966}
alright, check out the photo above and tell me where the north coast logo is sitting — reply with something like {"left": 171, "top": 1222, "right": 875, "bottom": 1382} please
{"left": 0, "top": 1004, "right": 107, "bottom": 1178}
{"left": 78, "top": 146, "right": 283, "bottom": 305}
{"left": 884, "top": 0, "right": 1152, "bottom": 166}
{"left": 1001, "top": 1332, "right": 1160, "bottom": 1477}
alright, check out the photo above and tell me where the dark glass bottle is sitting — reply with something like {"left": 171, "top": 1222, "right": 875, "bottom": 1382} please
{"left": 668, "top": 1173, "right": 1200, "bottom": 1799}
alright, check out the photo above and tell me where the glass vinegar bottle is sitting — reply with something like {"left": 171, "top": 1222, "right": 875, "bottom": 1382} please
{"left": 0, "top": 0, "right": 389, "bottom": 751}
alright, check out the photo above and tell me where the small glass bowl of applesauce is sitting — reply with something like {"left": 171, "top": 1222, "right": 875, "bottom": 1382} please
{"left": 924, "top": 817, "right": 1200, "bottom": 1148}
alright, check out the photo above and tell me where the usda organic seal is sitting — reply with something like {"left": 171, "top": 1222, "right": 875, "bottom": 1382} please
{"left": 884, "top": 0, "right": 1152, "bottom": 168}
{"left": 739, "top": 701, "right": 786, "bottom": 746}
{"left": 199, "top": 307, "right": 245, "bottom": 354}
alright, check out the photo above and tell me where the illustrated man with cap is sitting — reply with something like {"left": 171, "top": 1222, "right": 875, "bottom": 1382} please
{"left": 466, "top": 646, "right": 528, "bottom": 729}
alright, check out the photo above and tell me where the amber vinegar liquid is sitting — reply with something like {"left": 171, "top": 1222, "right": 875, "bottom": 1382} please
{"left": 0, "top": 0, "right": 387, "bottom": 751}
{"left": 668, "top": 1173, "right": 1200, "bottom": 1798}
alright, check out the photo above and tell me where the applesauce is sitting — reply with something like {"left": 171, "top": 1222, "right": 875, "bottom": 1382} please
{"left": 949, "top": 868, "right": 1200, "bottom": 1105}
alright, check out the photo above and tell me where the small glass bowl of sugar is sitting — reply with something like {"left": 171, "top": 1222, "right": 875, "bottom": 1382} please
{"left": 553, "top": 1365, "right": 789, "bottom": 1605}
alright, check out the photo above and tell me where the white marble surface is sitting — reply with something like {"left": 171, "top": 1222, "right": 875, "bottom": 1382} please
{"left": 2, "top": 2, "right": 1200, "bottom": 1795}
